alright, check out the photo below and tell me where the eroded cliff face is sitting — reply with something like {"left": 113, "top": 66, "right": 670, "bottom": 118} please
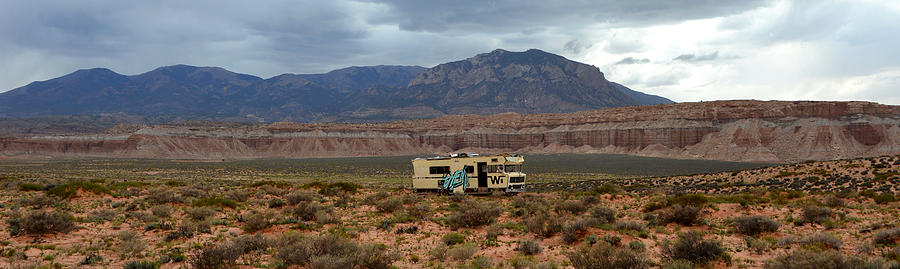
{"left": 2, "top": 100, "right": 899, "bottom": 163}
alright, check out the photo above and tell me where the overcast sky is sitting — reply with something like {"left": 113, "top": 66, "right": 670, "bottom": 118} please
{"left": 2, "top": 0, "right": 899, "bottom": 104}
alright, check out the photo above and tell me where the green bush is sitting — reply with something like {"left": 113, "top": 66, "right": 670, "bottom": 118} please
{"left": 47, "top": 180, "right": 111, "bottom": 199}
{"left": 593, "top": 183, "right": 623, "bottom": 194}
{"left": 19, "top": 183, "right": 43, "bottom": 192}
{"left": 566, "top": 241, "right": 650, "bottom": 269}
{"left": 442, "top": 232, "right": 466, "bottom": 245}
{"left": 661, "top": 231, "right": 728, "bottom": 265}
{"left": 801, "top": 233, "right": 842, "bottom": 250}
{"left": 184, "top": 207, "right": 217, "bottom": 221}
{"left": 447, "top": 244, "right": 478, "bottom": 261}
{"left": 732, "top": 215, "right": 780, "bottom": 235}
{"left": 873, "top": 193, "right": 897, "bottom": 204}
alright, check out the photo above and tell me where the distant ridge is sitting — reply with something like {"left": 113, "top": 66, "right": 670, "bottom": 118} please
{"left": 0, "top": 49, "right": 672, "bottom": 122}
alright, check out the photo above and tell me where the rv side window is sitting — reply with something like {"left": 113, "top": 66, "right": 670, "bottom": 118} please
{"left": 464, "top": 165, "right": 474, "bottom": 173}
{"left": 486, "top": 165, "right": 503, "bottom": 173}
{"left": 429, "top": 166, "right": 451, "bottom": 174}
{"left": 505, "top": 165, "right": 522, "bottom": 173}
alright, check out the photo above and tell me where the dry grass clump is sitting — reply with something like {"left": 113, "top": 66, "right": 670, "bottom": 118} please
{"left": 801, "top": 232, "right": 843, "bottom": 250}
{"left": 657, "top": 204, "right": 702, "bottom": 226}
{"left": 118, "top": 230, "right": 146, "bottom": 258}
{"left": 184, "top": 206, "right": 217, "bottom": 221}
{"left": 242, "top": 210, "right": 279, "bottom": 233}
{"left": 565, "top": 241, "right": 650, "bottom": 269}
{"left": 732, "top": 215, "right": 780, "bottom": 236}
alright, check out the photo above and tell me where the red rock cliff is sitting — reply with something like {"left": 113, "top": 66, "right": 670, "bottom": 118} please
{"left": 2, "top": 100, "right": 899, "bottom": 163}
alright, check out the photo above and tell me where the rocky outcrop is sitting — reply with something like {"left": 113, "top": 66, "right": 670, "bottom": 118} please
{"left": 2, "top": 100, "right": 899, "bottom": 163}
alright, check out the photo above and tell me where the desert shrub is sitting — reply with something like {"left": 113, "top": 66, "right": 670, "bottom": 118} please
{"left": 275, "top": 233, "right": 396, "bottom": 268}
{"left": 286, "top": 191, "right": 320, "bottom": 205}
{"left": 365, "top": 191, "right": 391, "bottom": 204}
{"left": 662, "top": 260, "right": 694, "bottom": 269}
{"left": 188, "top": 242, "right": 241, "bottom": 269}
{"left": 467, "top": 256, "right": 494, "bottom": 269}
{"left": 184, "top": 207, "right": 216, "bottom": 221}
{"left": 85, "top": 209, "right": 117, "bottom": 223}
{"left": 46, "top": 180, "right": 110, "bottom": 199}
{"left": 16, "top": 193, "right": 56, "bottom": 209}
{"left": 191, "top": 197, "right": 238, "bottom": 208}
{"left": 524, "top": 211, "right": 564, "bottom": 237}
{"left": 764, "top": 248, "right": 888, "bottom": 269}
{"left": 7, "top": 210, "right": 75, "bottom": 236}
{"left": 232, "top": 233, "right": 271, "bottom": 254}
{"left": 449, "top": 200, "right": 501, "bottom": 229}
{"left": 118, "top": 230, "right": 146, "bottom": 258}
{"left": 267, "top": 198, "right": 284, "bottom": 208}
{"left": 874, "top": 193, "right": 897, "bottom": 204}
{"left": 614, "top": 220, "right": 647, "bottom": 233}
{"left": 628, "top": 241, "right": 646, "bottom": 252}
{"left": 406, "top": 202, "right": 431, "bottom": 220}
{"left": 485, "top": 224, "right": 503, "bottom": 241}
{"left": 290, "top": 202, "right": 323, "bottom": 221}
{"left": 80, "top": 253, "right": 103, "bottom": 265}
{"left": 442, "top": 232, "right": 466, "bottom": 245}
{"left": 658, "top": 204, "right": 702, "bottom": 226}
{"left": 874, "top": 228, "right": 900, "bottom": 246}
{"left": 801, "top": 232, "right": 842, "bottom": 250}
{"left": 19, "top": 183, "right": 43, "bottom": 191}
{"left": 146, "top": 188, "right": 180, "bottom": 204}
{"left": 823, "top": 195, "right": 846, "bottom": 207}
{"left": 801, "top": 205, "right": 833, "bottom": 225}
{"left": 448, "top": 243, "right": 478, "bottom": 261}
{"left": 511, "top": 193, "right": 549, "bottom": 216}
{"left": 242, "top": 210, "right": 278, "bottom": 233}
{"left": 225, "top": 189, "right": 250, "bottom": 202}
{"left": 123, "top": 260, "right": 160, "bottom": 269}
{"left": 517, "top": 240, "right": 542, "bottom": 255}
{"left": 565, "top": 241, "right": 650, "bottom": 269}
{"left": 581, "top": 195, "right": 600, "bottom": 205}
{"left": 318, "top": 182, "right": 361, "bottom": 196}
{"left": 732, "top": 215, "right": 780, "bottom": 235}
{"left": 429, "top": 244, "right": 448, "bottom": 261}
{"left": 591, "top": 206, "right": 617, "bottom": 224}
{"left": 150, "top": 205, "right": 173, "bottom": 218}
{"left": 376, "top": 197, "right": 403, "bottom": 213}
{"left": 593, "top": 183, "right": 623, "bottom": 195}
{"left": 745, "top": 236, "right": 771, "bottom": 254}
{"left": 563, "top": 217, "right": 599, "bottom": 244}
{"left": 247, "top": 180, "right": 292, "bottom": 189}
{"left": 661, "top": 231, "right": 728, "bottom": 265}
{"left": 556, "top": 200, "right": 588, "bottom": 215}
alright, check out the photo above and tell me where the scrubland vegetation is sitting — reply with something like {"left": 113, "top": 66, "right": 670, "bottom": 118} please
{"left": 0, "top": 154, "right": 898, "bottom": 268}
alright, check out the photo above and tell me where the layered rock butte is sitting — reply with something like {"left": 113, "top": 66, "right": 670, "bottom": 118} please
{"left": 2, "top": 100, "right": 899, "bottom": 163}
